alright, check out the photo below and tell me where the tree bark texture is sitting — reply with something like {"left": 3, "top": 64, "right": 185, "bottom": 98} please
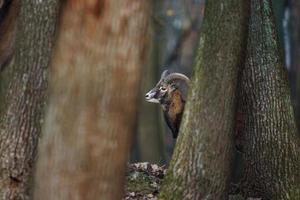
{"left": 0, "top": 1, "right": 59, "bottom": 199}
{"left": 239, "top": 0, "right": 300, "bottom": 199}
{"left": 33, "top": 1, "right": 150, "bottom": 200}
{"left": 158, "top": 1, "right": 249, "bottom": 199}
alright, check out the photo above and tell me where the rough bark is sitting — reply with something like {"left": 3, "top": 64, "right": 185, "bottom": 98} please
{"left": 158, "top": 1, "right": 249, "bottom": 199}
{"left": 0, "top": 1, "right": 59, "bottom": 199}
{"left": 239, "top": 0, "right": 300, "bottom": 199}
{"left": 33, "top": 1, "right": 150, "bottom": 200}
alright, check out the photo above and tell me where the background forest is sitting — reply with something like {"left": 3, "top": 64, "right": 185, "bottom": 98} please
{"left": 0, "top": 0, "right": 299, "bottom": 200}
{"left": 133, "top": 0, "right": 300, "bottom": 165}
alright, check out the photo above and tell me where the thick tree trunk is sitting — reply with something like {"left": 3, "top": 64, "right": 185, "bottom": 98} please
{"left": 33, "top": 1, "right": 150, "bottom": 200}
{"left": 158, "top": 1, "right": 249, "bottom": 199}
{"left": 239, "top": 0, "right": 300, "bottom": 199}
{"left": 0, "top": 1, "right": 59, "bottom": 199}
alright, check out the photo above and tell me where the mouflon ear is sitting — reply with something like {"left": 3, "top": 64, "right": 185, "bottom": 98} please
{"left": 160, "top": 70, "right": 170, "bottom": 80}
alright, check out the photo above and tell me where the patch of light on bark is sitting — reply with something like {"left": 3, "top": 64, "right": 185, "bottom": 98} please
{"left": 173, "top": 149, "right": 184, "bottom": 176}
{"left": 195, "top": 137, "right": 205, "bottom": 176}
{"left": 198, "top": 36, "right": 205, "bottom": 48}
{"left": 36, "top": 0, "right": 43, "bottom": 3}
{"left": 220, "top": 3, "right": 224, "bottom": 13}
{"left": 283, "top": 6, "right": 291, "bottom": 70}
{"left": 22, "top": 73, "right": 29, "bottom": 84}
{"left": 203, "top": 194, "right": 212, "bottom": 200}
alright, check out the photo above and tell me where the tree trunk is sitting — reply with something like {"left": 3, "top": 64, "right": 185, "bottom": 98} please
{"left": 135, "top": 43, "right": 165, "bottom": 163}
{"left": 0, "top": 1, "right": 59, "bottom": 199}
{"left": 33, "top": 1, "right": 150, "bottom": 200}
{"left": 158, "top": 1, "right": 249, "bottom": 199}
{"left": 134, "top": 1, "right": 165, "bottom": 162}
{"left": 239, "top": 0, "right": 300, "bottom": 199}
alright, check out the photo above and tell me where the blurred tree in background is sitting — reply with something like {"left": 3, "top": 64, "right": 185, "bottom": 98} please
{"left": 34, "top": 1, "right": 150, "bottom": 200}
{"left": 290, "top": 0, "right": 300, "bottom": 133}
{"left": 133, "top": 0, "right": 166, "bottom": 164}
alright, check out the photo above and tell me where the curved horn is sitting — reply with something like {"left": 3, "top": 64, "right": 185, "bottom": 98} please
{"left": 165, "top": 73, "right": 190, "bottom": 83}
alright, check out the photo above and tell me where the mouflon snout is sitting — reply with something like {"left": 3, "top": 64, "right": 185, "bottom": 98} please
{"left": 145, "top": 89, "right": 160, "bottom": 103}
{"left": 145, "top": 70, "right": 170, "bottom": 104}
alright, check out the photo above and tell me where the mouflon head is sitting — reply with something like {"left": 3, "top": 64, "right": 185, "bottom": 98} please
{"left": 145, "top": 70, "right": 190, "bottom": 106}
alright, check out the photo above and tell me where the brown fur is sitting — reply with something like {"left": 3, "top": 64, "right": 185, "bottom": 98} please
{"left": 163, "top": 89, "right": 185, "bottom": 138}
{"left": 167, "top": 90, "right": 184, "bottom": 124}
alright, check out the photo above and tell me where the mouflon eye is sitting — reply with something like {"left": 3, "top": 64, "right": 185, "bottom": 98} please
{"left": 159, "top": 86, "right": 167, "bottom": 92}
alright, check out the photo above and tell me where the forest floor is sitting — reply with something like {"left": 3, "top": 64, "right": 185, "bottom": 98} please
{"left": 124, "top": 162, "right": 165, "bottom": 200}
{"left": 124, "top": 162, "right": 261, "bottom": 200}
